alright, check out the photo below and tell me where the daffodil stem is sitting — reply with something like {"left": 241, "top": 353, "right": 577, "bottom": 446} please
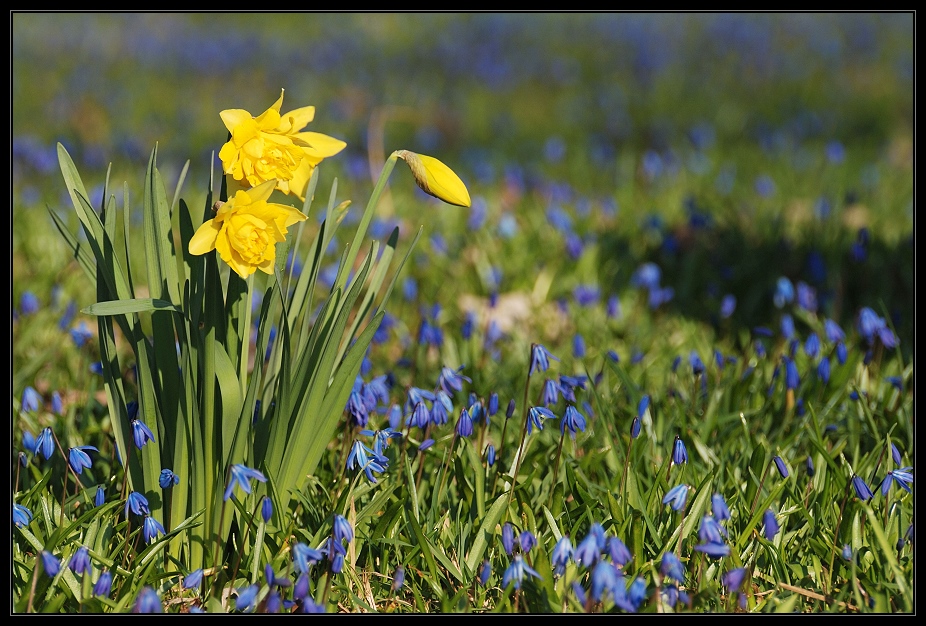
{"left": 239, "top": 275, "right": 253, "bottom": 399}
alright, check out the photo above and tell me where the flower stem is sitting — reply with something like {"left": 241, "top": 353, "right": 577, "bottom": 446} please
{"left": 506, "top": 353, "right": 534, "bottom": 518}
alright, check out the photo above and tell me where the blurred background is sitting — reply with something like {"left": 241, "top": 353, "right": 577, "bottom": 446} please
{"left": 13, "top": 13, "right": 914, "bottom": 362}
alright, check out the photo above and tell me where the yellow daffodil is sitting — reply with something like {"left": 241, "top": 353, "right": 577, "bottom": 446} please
{"left": 396, "top": 150, "right": 471, "bottom": 207}
{"left": 188, "top": 179, "right": 307, "bottom": 279}
{"left": 218, "top": 89, "right": 346, "bottom": 201}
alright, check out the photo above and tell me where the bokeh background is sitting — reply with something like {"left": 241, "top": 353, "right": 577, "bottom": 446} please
{"left": 13, "top": 12, "right": 914, "bottom": 362}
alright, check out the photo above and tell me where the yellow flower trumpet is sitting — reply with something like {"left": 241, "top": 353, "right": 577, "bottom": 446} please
{"left": 396, "top": 150, "right": 471, "bottom": 207}
{"left": 188, "top": 179, "right": 307, "bottom": 279}
{"left": 218, "top": 89, "right": 346, "bottom": 201}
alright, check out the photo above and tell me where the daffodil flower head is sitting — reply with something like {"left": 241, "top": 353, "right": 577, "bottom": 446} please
{"left": 219, "top": 89, "right": 346, "bottom": 201}
{"left": 189, "top": 180, "right": 308, "bottom": 279}
{"left": 396, "top": 150, "right": 471, "bottom": 207}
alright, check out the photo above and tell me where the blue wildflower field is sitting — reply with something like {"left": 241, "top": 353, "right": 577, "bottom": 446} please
{"left": 12, "top": 13, "right": 913, "bottom": 613}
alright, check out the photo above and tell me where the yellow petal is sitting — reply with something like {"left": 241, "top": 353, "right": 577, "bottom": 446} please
{"left": 188, "top": 219, "right": 221, "bottom": 255}
{"left": 292, "top": 132, "right": 348, "bottom": 157}
{"left": 277, "top": 105, "right": 316, "bottom": 134}
{"left": 219, "top": 109, "right": 254, "bottom": 133}
{"left": 398, "top": 151, "right": 471, "bottom": 207}
{"left": 246, "top": 179, "right": 279, "bottom": 204}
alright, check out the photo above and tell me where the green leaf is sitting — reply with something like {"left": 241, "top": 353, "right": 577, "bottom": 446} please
{"left": 82, "top": 298, "right": 183, "bottom": 316}
{"left": 464, "top": 493, "right": 507, "bottom": 575}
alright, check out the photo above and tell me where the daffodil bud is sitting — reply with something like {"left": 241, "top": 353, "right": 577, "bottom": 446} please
{"left": 396, "top": 150, "right": 471, "bottom": 207}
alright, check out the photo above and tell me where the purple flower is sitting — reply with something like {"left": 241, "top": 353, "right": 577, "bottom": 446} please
{"left": 41, "top": 551, "right": 61, "bottom": 577}
{"left": 712, "top": 493, "right": 731, "bottom": 521}
{"left": 133, "top": 587, "right": 162, "bottom": 613}
{"left": 34, "top": 427, "right": 55, "bottom": 461}
{"left": 183, "top": 569, "right": 204, "bottom": 589}
{"left": 722, "top": 567, "right": 747, "bottom": 592}
{"left": 561, "top": 405, "right": 587, "bottom": 438}
{"left": 13, "top": 503, "right": 32, "bottom": 528}
{"left": 235, "top": 584, "right": 259, "bottom": 612}
{"left": 479, "top": 560, "right": 492, "bottom": 586}
{"left": 159, "top": 468, "right": 180, "bottom": 488}
{"left": 607, "top": 536, "right": 632, "bottom": 567}
{"left": 68, "top": 445, "right": 97, "bottom": 475}
{"left": 720, "top": 294, "right": 736, "bottom": 319}
{"left": 880, "top": 468, "right": 913, "bottom": 496}
{"left": 694, "top": 541, "right": 730, "bottom": 559}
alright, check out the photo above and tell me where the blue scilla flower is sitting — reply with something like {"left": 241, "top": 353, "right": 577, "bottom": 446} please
{"left": 183, "top": 568, "right": 204, "bottom": 589}
{"left": 293, "top": 542, "right": 324, "bottom": 574}
{"left": 573, "top": 533, "right": 601, "bottom": 568}
{"left": 774, "top": 277, "right": 794, "bottom": 308}
{"left": 772, "top": 455, "right": 789, "bottom": 479}
{"left": 470, "top": 398, "right": 487, "bottom": 426}
{"left": 836, "top": 341, "right": 848, "bottom": 365}
{"left": 93, "top": 570, "right": 113, "bottom": 597}
{"left": 817, "top": 357, "right": 831, "bottom": 385}
{"left": 13, "top": 503, "right": 32, "bottom": 528}
{"left": 34, "top": 427, "right": 55, "bottom": 460}
{"left": 590, "top": 560, "right": 622, "bottom": 603}
{"left": 502, "top": 554, "right": 541, "bottom": 590}
{"left": 134, "top": 586, "right": 163, "bottom": 613}
{"left": 487, "top": 392, "right": 499, "bottom": 417}
{"left": 785, "top": 358, "right": 800, "bottom": 390}
{"left": 346, "top": 390, "right": 369, "bottom": 427}
{"left": 333, "top": 514, "right": 353, "bottom": 544}
{"left": 479, "top": 559, "right": 492, "bottom": 586}
{"left": 224, "top": 464, "right": 267, "bottom": 501}
{"left": 552, "top": 535, "right": 574, "bottom": 577}
{"left": 235, "top": 583, "right": 259, "bottom": 612}
{"left": 95, "top": 485, "right": 105, "bottom": 506}
{"left": 264, "top": 563, "right": 292, "bottom": 589}
{"left": 627, "top": 576, "right": 648, "bottom": 612}
{"left": 89, "top": 361, "right": 104, "bottom": 375}
{"left": 824, "top": 318, "right": 845, "bottom": 343}
{"left": 558, "top": 374, "right": 587, "bottom": 403}
{"left": 540, "top": 378, "right": 559, "bottom": 407}
{"left": 486, "top": 444, "right": 496, "bottom": 467}
{"left": 131, "top": 418, "right": 156, "bottom": 449}
{"left": 806, "top": 456, "right": 815, "bottom": 477}
{"left": 694, "top": 541, "right": 730, "bottom": 559}
{"left": 631, "top": 262, "right": 661, "bottom": 291}
{"left": 804, "top": 333, "right": 820, "bottom": 359}
{"left": 159, "top": 469, "right": 180, "bottom": 489}
{"left": 561, "top": 405, "right": 587, "bottom": 438}
{"left": 672, "top": 435, "right": 688, "bottom": 466}
{"left": 891, "top": 443, "right": 903, "bottom": 465}
{"left": 689, "top": 351, "right": 704, "bottom": 376}
{"left": 502, "top": 522, "right": 516, "bottom": 555}
{"left": 519, "top": 530, "right": 537, "bottom": 553}
{"left": 852, "top": 475, "right": 874, "bottom": 501}
{"left": 391, "top": 565, "right": 405, "bottom": 591}
{"left": 880, "top": 467, "right": 913, "bottom": 496}
{"left": 388, "top": 403, "right": 403, "bottom": 430}
{"left": 430, "top": 391, "right": 452, "bottom": 426}
{"left": 69, "top": 545, "right": 92, "bottom": 575}
{"left": 41, "top": 551, "right": 61, "bottom": 577}
{"left": 698, "top": 515, "right": 728, "bottom": 543}
{"left": 660, "top": 551, "right": 685, "bottom": 582}
{"left": 885, "top": 376, "right": 903, "bottom": 391}
{"left": 607, "top": 294, "right": 621, "bottom": 319}
{"left": 406, "top": 401, "right": 430, "bottom": 430}
{"left": 455, "top": 408, "right": 474, "bottom": 438}
{"left": 796, "top": 281, "right": 817, "bottom": 313}
{"left": 20, "top": 291, "right": 40, "bottom": 315}
{"left": 22, "top": 430, "right": 36, "bottom": 457}
{"left": 529, "top": 344, "right": 559, "bottom": 376}
{"left": 346, "top": 440, "right": 386, "bottom": 484}
{"left": 663, "top": 484, "right": 689, "bottom": 511}
{"left": 438, "top": 365, "right": 471, "bottom": 396}
{"left": 573, "top": 334, "right": 586, "bottom": 358}
{"left": 607, "top": 536, "right": 632, "bottom": 568}
{"left": 51, "top": 391, "right": 63, "bottom": 414}
{"left": 780, "top": 313, "right": 795, "bottom": 340}
{"left": 762, "top": 509, "right": 779, "bottom": 540}
{"left": 418, "top": 438, "right": 435, "bottom": 451}
{"left": 527, "top": 406, "right": 557, "bottom": 435}
{"left": 722, "top": 567, "right": 747, "bottom": 592}
{"left": 648, "top": 286, "right": 674, "bottom": 309}
{"left": 70, "top": 321, "right": 94, "bottom": 348}
{"left": 21, "top": 386, "right": 42, "bottom": 413}
{"left": 631, "top": 416, "right": 642, "bottom": 439}
{"left": 142, "top": 516, "right": 166, "bottom": 544}
{"left": 720, "top": 293, "right": 736, "bottom": 319}
{"left": 68, "top": 446, "right": 97, "bottom": 475}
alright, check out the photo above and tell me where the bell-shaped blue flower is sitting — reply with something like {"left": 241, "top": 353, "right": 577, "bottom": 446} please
{"left": 224, "top": 464, "right": 267, "bottom": 501}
